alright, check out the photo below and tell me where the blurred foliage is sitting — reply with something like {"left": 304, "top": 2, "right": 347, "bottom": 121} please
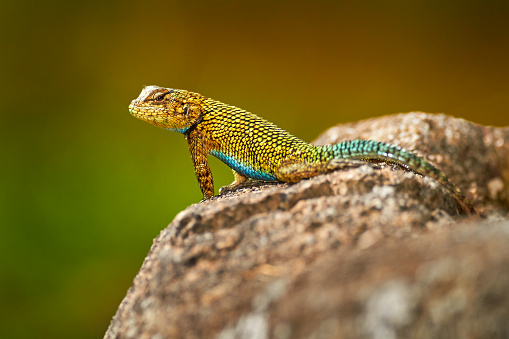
{"left": 0, "top": 0, "right": 508, "bottom": 338}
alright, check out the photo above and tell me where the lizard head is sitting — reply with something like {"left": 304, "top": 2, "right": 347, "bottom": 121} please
{"left": 129, "top": 86, "right": 205, "bottom": 134}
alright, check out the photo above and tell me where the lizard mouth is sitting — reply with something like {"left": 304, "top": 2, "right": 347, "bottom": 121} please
{"left": 129, "top": 104, "right": 167, "bottom": 129}
{"left": 129, "top": 104, "right": 150, "bottom": 120}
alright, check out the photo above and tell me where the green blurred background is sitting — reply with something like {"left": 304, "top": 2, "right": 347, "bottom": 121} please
{"left": 1, "top": 0, "right": 508, "bottom": 338}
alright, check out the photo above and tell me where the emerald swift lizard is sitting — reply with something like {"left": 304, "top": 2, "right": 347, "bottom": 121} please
{"left": 129, "top": 85, "right": 474, "bottom": 214}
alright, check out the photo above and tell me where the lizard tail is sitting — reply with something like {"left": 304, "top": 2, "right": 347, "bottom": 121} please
{"left": 319, "top": 140, "right": 475, "bottom": 215}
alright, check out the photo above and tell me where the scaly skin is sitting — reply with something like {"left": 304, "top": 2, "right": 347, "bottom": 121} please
{"left": 129, "top": 85, "right": 474, "bottom": 215}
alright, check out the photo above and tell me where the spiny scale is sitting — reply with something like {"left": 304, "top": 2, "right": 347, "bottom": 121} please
{"left": 129, "top": 86, "right": 474, "bottom": 215}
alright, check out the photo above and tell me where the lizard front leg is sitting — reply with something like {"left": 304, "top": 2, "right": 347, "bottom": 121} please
{"left": 186, "top": 130, "right": 214, "bottom": 200}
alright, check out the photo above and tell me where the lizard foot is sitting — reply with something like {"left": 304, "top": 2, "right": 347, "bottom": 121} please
{"left": 219, "top": 179, "right": 266, "bottom": 196}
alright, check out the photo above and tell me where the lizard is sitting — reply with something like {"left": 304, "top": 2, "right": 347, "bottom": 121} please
{"left": 129, "top": 85, "right": 475, "bottom": 215}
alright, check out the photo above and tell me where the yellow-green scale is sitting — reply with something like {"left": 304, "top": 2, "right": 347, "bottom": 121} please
{"left": 201, "top": 100, "right": 313, "bottom": 181}
{"left": 200, "top": 99, "right": 456, "bottom": 196}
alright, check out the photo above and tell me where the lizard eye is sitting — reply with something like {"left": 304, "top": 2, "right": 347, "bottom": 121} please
{"left": 155, "top": 93, "right": 166, "bottom": 101}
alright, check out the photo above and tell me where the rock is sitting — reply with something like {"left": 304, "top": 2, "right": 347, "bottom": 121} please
{"left": 104, "top": 113, "right": 509, "bottom": 339}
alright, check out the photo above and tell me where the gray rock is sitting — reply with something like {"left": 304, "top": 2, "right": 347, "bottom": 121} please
{"left": 105, "top": 113, "right": 509, "bottom": 339}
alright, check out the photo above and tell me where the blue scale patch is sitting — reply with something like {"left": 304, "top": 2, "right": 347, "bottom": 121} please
{"left": 210, "top": 150, "right": 278, "bottom": 182}
{"left": 166, "top": 127, "right": 188, "bottom": 134}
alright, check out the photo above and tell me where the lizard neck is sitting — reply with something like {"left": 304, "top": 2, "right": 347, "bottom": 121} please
{"left": 183, "top": 116, "right": 204, "bottom": 139}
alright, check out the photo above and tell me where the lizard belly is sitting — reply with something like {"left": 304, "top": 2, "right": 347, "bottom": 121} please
{"left": 209, "top": 150, "right": 278, "bottom": 181}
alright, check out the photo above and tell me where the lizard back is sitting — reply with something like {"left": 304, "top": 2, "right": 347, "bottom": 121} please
{"left": 198, "top": 98, "right": 315, "bottom": 181}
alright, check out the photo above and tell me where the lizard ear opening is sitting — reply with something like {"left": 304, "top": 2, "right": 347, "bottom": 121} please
{"left": 183, "top": 105, "right": 189, "bottom": 115}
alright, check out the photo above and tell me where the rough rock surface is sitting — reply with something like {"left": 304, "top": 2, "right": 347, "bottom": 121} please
{"left": 105, "top": 113, "right": 509, "bottom": 339}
